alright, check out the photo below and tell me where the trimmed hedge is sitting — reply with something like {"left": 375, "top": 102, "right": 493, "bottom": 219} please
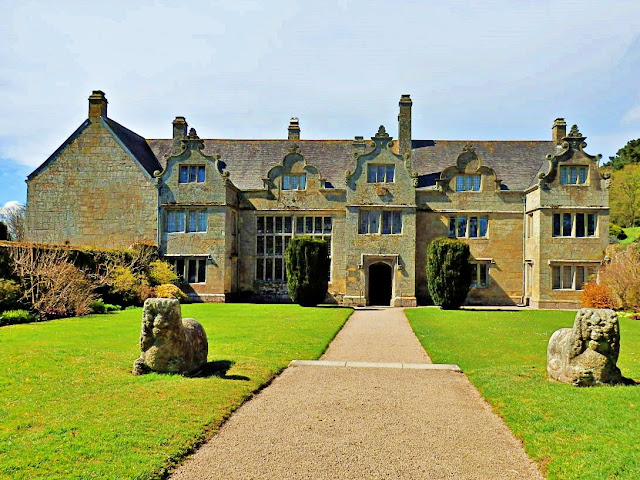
{"left": 285, "top": 236, "right": 330, "bottom": 307}
{"left": 426, "top": 237, "right": 472, "bottom": 309}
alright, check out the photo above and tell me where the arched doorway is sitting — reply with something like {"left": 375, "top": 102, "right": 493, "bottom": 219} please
{"left": 368, "top": 262, "right": 393, "bottom": 306}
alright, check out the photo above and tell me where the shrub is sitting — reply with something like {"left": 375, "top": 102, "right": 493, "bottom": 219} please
{"left": 285, "top": 236, "right": 330, "bottom": 307}
{"left": 579, "top": 282, "right": 614, "bottom": 309}
{"left": 147, "top": 260, "right": 178, "bottom": 286}
{"left": 426, "top": 237, "right": 472, "bottom": 309}
{"left": 154, "top": 283, "right": 188, "bottom": 302}
{"left": 599, "top": 244, "right": 640, "bottom": 310}
{"left": 89, "top": 299, "right": 121, "bottom": 314}
{"left": 108, "top": 266, "right": 149, "bottom": 306}
{"left": 0, "top": 278, "right": 21, "bottom": 311}
{"left": 0, "top": 309, "right": 37, "bottom": 326}
{"left": 609, "top": 223, "right": 627, "bottom": 240}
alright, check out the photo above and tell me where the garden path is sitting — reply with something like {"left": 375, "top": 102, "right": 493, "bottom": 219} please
{"left": 169, "top": 307, "right": 544, "bottom": 480}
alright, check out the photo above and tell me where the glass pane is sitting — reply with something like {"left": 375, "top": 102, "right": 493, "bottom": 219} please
{"left": 562, "top": 266, "right": 573, "bottom": 289}
{"left": 284, "top": 236, "right": 291, "bottom": 252}
{"left": 368, "top": 166, "right": 376, "bottom": 183}
{"left": 456, "top": 176, "right": 464, "bottom": 191}
{"left": 257, "top": 216, "right": 264, "bottom": 234}
{"left": 325, "top": 236, "right": 331, "bottom": 257}
{"left": 275, "top": 236, "right": 283, "bottom": 255}
{"left": 167, "top": 211, "right": 176, "bottom": 232}
{"left": 449, "top": 217, "right": 456, "bottom": 237}
{"left": 471, "top": 264, "right": 477, "bottom": 287}
{"left": 359, "top": 211, "right": 369, "bottom": 234}
{"left": 177, "top": 211, "right": 185, "bottom": 232}
{"left": 189, "top": 166, "right": 197, "bottom": 182}
{"left": 479, "top": 265, "right": 487, "bottom": 287}
{"left": 283, "top": 175, "right": 290, "bottom": 190}
{"left": 570, "top": 167, "right": 577, "bottom": 184}
{"left": 187, "top": 210, "right": 197, "bottom": 232}
{"left": 305, "top": 217, "right": 313, "bottom": 234}
{"left": 393, "top": 211, "right": 402, "bottom": 234}
{"left": 284, "top": 216, "right": 292, "bottom": 233}
{"left": 575, "top": 213, "right": 585, "bottom": 237}
{"left": 197, "top": 166, "right": 205, "bottom": 182}
{"left": 256, "top": 236, "right": 264, "bottom": 255}
{"left": 457, "top": 216, "right": 467, "bottom": 238}
{"left": 563, "top": 213, "right": 572, "bottom": 236}
{"left": 188, "top": 259, "right": 196, "bottom": 283}
{"left": 370, "top": 211, "right": 380, "bottom": 234}
{"left": 323, "top": 217, "right": 332, "bottom": 234}
{"left": 479, "top": 217, "right": 487, "bottom": 237}
{"left": 200, "top": 210, "right": 207, "bottom": 231}
{"left": 553, "top": 214, "right": 560, "bottom": 237}
{"left": 299, "top": 174, "right": 306, "bottom": 189}
{"left": 274, "top": 258, "right": 283, "bottom": 281}
{"left": 386, "top": 165, "right": 395, "bottom": 182}
{"left": 579, "top": 167, "right": 587, "bottom": 184}
{"left": 176, "top": 259, "right": 184, "bottom": 279}
{"left": 473, "top": 175, "right": 481, "bottom": 191}
{"left": 588, "top": 214, "right": 596, "bottom": 236}
{"left": 198, "top": 260, "right": 206, "bottom": 283}
{"left": 576, "top": 266, "right": 585, "bottom": 290}
{"left": 179, "top": 166, "right": 189, "bottom": 183}
{"left": 256, "top": 259, "right": 264, "bottom": 280}
{"left": 266, "top": 217, "right": 273, "bottom": 234}
{"left": 552, "top": 266, "right": 561, "bottom": 289}
{"left": 291, "top": 176, "right": 298, "bottom": 190}
{"left": 560, "top": 167, "right": 568, "bottom": 184}
{"left": 315, "top": 217, "right": 322, "bottom": 234}
{"left": 275, "top": 216, "right": 283, "bottom": 234}
{"left": 265, "top": 259, "right": 273, "bottom": 281}
{"left": 465, "top": 176, "right": 471, "bottom": 190}
{"left": 266, "top": 236, "right": 274, "bottom": 255}
{"left": 469, "top": 217, "right": 478, "bottom": 237}
{"left": 382, "top": 211, "right": 392, "bottom": 234}
{"left": 296, "top": 217, "right": 304, "bottom": 234}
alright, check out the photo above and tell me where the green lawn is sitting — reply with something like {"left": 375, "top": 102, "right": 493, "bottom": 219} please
{"left": 620, "top": 226, "right": 640, "bottom": 245}
{"left": 406, "top": 308, "right": 640, "bottom": 480}
{"left": 0, "top": 304, "right": 352, "bottom": 480}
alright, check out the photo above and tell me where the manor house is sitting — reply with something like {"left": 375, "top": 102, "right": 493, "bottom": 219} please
{"left": 25, "top": 91, "right": 609, "bottom": 309}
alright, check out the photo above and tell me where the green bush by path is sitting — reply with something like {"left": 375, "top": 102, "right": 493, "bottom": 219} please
{"left": 406, "top": 308, "right": 640, "bottom": 480}
{"left": 285, "top": 236, "right": 330, "bottom": 307}
{"left": 426, "top": 237, "right": 472, "bottom": 309}
{"left": 0, "top": 304, "right": 352, "bottom": 480}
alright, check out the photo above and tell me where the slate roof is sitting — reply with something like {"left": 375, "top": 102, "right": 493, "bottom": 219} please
{"left": 147, "top": 138, "right": 554, "bottom": 191}
{"left": 104, "top": 118, "right": 163, "bottom": 176}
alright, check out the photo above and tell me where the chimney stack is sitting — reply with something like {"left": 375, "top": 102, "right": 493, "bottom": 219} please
{"left": 552, "top": 118, "right": 567, "bottom": 145}
{"left": 172, "top": 116, "right": 188, "bottom": 153}
{"left": 288, "top": 118, "right": 300, "bottom": 140}
{"left": 398, "top": 94, "right": 412, "bottom": 157}
{"left": 88, "top": 90, "right": 108, "bottom": 121}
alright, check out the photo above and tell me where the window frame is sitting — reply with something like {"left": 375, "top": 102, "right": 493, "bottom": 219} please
{"left": 552, "top": 212, "right": 597, "bottom": 238}
{"left": 358, "top": 209, "right": 402, "bottom": 235}
{"left": 282, "top": 174, "right": 307, "bottom": 191}
{"left": 455, "top": 174, "right": 481, "bottom": 192}
{"left": 367, "top": 164, "right": 395, "bottom": 183}
{"left": 178, "top": 165, "right": 206, "bottom": 184}
{"left": 470, "top": 263, "right": 489, "bottom": 288}
{"left": 166, "top": 208, "right": 207, "bottom": 233}
{"left": 448, "top": 215, "right": 488, "bottom": 238}
{"left": 560, "top": 166, "right": 588, "bottom": 185}
{"left": 169, "top": 256, "right": 207, "bottom": 284}
{"left": 551, "top": 264, "right": 596, "bottom": 291}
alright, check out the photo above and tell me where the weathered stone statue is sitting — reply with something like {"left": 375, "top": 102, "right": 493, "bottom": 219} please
{"left": 547, "top": 308, "right": 623, "bottom": 386}
{"left": 133, "top": 298, "right": 208, "bottom": 375}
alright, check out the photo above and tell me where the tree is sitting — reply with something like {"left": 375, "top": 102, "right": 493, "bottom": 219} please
{"left": 609, "top": 164, "right": 640, "bottom": 227}
{"left": 284, "top": 236, "right": 330, "bottom": 307}
{"left": 602, "top": 138, "right": 640, "bottom": 171}
{"left": 1, "top": 203, "right": 25, "bottom": 241}
{"left": 426, "top": 237, "right": 472, "bottom": 309}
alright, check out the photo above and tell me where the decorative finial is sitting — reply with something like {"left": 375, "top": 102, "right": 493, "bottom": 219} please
{"left": 187, "top": 128, "right": 199, "bottom": 139}
{"left": 462, "top": 143, "right": 475, "bottom": 154}
{"left": 568, "top": 125, "right": 582, "bottom": 137}
{"left": 375, "top": 125, "right": 389, "bottom": 138}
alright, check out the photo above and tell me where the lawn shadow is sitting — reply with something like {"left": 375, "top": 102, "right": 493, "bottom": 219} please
{"left": 188, "top": 360, "right": 250, "bottom": 381}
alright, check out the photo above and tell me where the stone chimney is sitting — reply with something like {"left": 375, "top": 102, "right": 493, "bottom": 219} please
{"left": 88, "top": 90, "right": 108, "bottom": 121}
{"left": 398, "top": 94, "right": 412, "bottom": 157}
{"left": 552, "top": 118, "right": 567, "bottom": 145}
{"left": 172, "top": 116, "right": 188, "bottom": 153}
{"left": 288, "top": 118, "right": 300, "bottom": 140}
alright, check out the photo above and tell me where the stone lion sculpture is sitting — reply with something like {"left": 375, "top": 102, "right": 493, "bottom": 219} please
{"left": 133, "top": 298, "right": 208, "bottom": 375}
{"left": 547, "top": 308, "right": 623, "bottom": 386}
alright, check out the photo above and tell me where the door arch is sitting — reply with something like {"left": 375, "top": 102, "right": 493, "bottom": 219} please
{"left": 368, "top": 262, "right": 393, "bottom": 306}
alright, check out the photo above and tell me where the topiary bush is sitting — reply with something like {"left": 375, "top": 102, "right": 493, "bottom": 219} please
{"left": 0, "top": 309, "right": 37, "bottom": 327}
{"left": 426, "top": 237, "right": 472, "bottom": 309}
{"left": 285, "top": 236, "right": 330, "bottom": 307}
{"left": 154, "top": 283, "right": 188, "bottom": 302}
{"left": 609, "top": 223, "right": 627, "bottom": 241}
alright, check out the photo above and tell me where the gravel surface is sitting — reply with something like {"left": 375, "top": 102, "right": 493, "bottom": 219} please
{"left": 169, "top": 308, "right": 544, "bottom": 480}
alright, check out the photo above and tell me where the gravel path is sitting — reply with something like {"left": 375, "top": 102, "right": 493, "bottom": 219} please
{"left": 169, "top": 308, "right": 544, "bottom": 480}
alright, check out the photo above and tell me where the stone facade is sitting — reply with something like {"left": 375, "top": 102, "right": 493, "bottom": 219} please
{"left": 25, "top": 91, "right": 610, "bottom": 308}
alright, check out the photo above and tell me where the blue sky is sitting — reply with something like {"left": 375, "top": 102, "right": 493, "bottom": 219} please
{"left": 1, "top": 0, "right": 640, "bottom": 209}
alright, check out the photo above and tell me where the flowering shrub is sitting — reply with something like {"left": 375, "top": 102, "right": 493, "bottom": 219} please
{"left": 580, "top": 282, "right": 614, "bottom": 309}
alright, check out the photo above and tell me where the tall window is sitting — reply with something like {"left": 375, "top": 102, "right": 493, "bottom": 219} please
{"left": 552, "top": 212, "right": 597, "bottom": 237}
{"left": 455, "top": 175, "right": 481, "bottom": 191}
{"left": 552, "top": 265, "right": 596, "bottom": 290}
{"left": 169, "top": 257, "right": 206, "bottom": 284}
{"left": 166, "top": 209, "right": 207, "bottom": 233}
{"left": 560, "top": 166, "right": 588, "bottom": 185}
{"left": 359, "top": 210, "right": 402, "bottom": 234}
{"left": 367, "top": 164, "right": 395, "bottom": 183}
{"left": 256, "top": 215, "right": 332, "bottom": 281}
{"left": 179, "top": 165, "right": 205, "bottom": 183}
{"left": 470, "top": 263, "right": 489, "bottom": 288}
{"left": 448, "top": 216, "right": 488, "bottom": 238}
{"left": 282, "top": 174, "right": 307, "bottom": 190}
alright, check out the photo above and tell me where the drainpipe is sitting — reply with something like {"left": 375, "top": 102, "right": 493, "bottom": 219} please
{"left": 519, "top": 193, "right": 527, "bottom": 306}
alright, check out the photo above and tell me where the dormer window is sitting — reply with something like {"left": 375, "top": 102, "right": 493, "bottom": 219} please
{"left": 560, "top": 166, "right": 588, "bottom": 185}
{"left": 179, "top": 165, "right": 205, "bottom": 183}
{"left": 367, "top": 164, "right": 395, "bottom": 183}
{"left": 455, "top": 174, "right": 481, "bottom": 191}
{"left": 282, "top": 174, "right": 306, "bottom": 190}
